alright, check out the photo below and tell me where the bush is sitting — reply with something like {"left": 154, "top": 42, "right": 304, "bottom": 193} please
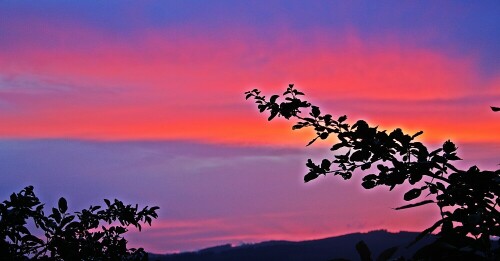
{"left": 0, "top": 186, "right": 159, "bottom": 260}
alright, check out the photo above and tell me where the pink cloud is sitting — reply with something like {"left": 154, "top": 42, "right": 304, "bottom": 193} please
{"left": 0, "top": 21, "right": 498, "bottom": 145}
{"left": 127, "top": 201, "right": 439, "bottom": 253}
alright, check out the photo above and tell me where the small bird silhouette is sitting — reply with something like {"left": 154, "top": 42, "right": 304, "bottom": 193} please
{"left": 491, "top": 106, "right": 500, "bottom": 112}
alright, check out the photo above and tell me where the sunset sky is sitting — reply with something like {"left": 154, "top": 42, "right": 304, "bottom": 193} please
{"left": 1, "top": 1, "right": 499, "bottom": 253}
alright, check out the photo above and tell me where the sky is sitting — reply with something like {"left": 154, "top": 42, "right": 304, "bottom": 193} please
{"left": 0, "top": 1, "right": 499, "bottom": 253}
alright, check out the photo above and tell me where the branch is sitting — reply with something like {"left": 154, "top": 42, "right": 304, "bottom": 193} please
{"left": 423, "top": 172, "right": 450, "bottom": 184}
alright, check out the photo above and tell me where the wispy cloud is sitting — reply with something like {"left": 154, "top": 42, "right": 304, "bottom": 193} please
{"left": 2, "top": 140, "right": 497, "bottom": 252}
{"left": 0, "top": 22, "right": 497, "bottom": 143}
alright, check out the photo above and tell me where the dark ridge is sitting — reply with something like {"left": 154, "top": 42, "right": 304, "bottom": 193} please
{"left": 149, "top": 230, "right": 436, "bottom": 261}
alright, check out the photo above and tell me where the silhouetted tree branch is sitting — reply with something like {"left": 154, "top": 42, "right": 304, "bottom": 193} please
{"left": 246, "top": 84, "right": 500, "bottom": 260}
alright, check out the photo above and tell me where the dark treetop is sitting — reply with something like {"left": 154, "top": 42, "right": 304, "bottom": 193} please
{"left": 0, "top": 186, "right": 159, "bottom": 260}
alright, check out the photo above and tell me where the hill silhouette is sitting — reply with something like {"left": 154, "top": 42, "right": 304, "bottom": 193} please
{"left": 150, "top": 230, "right": 435, "bottom": 261}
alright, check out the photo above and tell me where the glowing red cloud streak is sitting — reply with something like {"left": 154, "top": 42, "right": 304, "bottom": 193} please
{"left": 0, "top": 23, "right": 498, "bottom": 145}
{"left": 126, "top": 204, "right": 439, "bottom": 253}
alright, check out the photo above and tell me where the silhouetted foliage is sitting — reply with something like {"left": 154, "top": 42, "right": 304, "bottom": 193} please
{"left": 355, "top": 240, "right": 372, "bottom": 261}
{"left": 246, "top": 84, "right": 500, "bottom": 260}
{"left": 352, "top": 240, "right": 401, "bottom": 261}
{"left": 0, "top": 186, "right": 159, "bottom": 260}
{"left": 492, "top": 106, "right": 500, "bottom": 112}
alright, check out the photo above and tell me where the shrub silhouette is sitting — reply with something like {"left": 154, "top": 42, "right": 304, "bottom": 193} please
{"left": 0, "top": 185, "right": 159, "bottom": 260}
{"left": 246, "top": 84, "right": 500, "bottom": 260}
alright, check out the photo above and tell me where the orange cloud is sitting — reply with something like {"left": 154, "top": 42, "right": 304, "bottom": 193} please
{"left": 0, "top": 23, "right": 498, "bottom": 145}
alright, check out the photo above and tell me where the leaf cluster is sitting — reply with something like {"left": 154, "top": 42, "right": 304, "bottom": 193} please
{"left": 0, "top": 186, "right": 159, "bottom": 260}
{"left": 246, "top": 85, "right": 500, "bottom": 259}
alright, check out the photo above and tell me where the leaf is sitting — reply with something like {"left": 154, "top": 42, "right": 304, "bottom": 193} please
{"left": 311, "top": 106, "right": 320, "bottom": 118}
{"left": 7, "top": 233, "right": 15, "bottom": 243}
{"left": 18, "top": 226, "right": 30, "bottom": 235}
{"left": 61, "top": 215, "right": 75, "bottom": 228}
{"left": 269, "top": 95, "right": 279, "bottom": 103}
{"left": 361, "top": 180, "right": 376, "bottom": 189}
{"left": 491, "top": 106, "right": 500, "bottom": 112}
{"left": 304, "top": 172, "right": 318, "bottom": 183}
{"left": 321, "top": 159, "right": 331, "bottom": 170}
{"left": 341, "top": 172, "right": 352, "bottom": 180}
{"left": 268, "top": 110, "right": 278, "bottom": 121}
{"left": 355, "top": 240, "right": 372, "bottom": 261}
{"left": 444, "top": 162, "right": 461, "bottom": 172}
{"left": 389, "top": 128, "right": 404, "bottom": 140}
{"left": 350, "top": 150, "right": 370, "bottom": 162}
{"left": 412, "top": 130, "right": 424, "bottom": 139}
{"left": 338, "top": 115, "right": 347, "bottom": 123}
{"left": 377, "top": 164, "right": 387, "bottom": 172}
{"left": 409, "top": 173, "right": 423, "bottom": 185}
{"left": 442, "top": 140, "right": 457, "bottom": 154}
{"left": 403, "top": 188, "right": 422, "bottom": 201}
{"left": 408, "top": 219, "right": 444, "bottom": 247}
{"left": 330, "top": 143, "right": 344, "bottom": 151}
{"left": 445, "top": 153, "right": 461, "bottom": 161}
{"left": 376, "top": 246, "right": 398, "bottom": 261}
{"left": 22, "top": 234, "right": 44, "bottom": 245}
{"left": 65, "top": 221, "right": 81, "bottom": 230}
{"left": 361, "top": 162, "right": 371, "bottom": 170}
{"left": 245, "top": 93, "right": 252, "bottom": 100}
{"left": 306, "top": 159, "right": 315, "bottom": 168}
{"left": 433, "top": 155, "right": 446, "bottom": 164}
{"left": 323, "top": 114, "right": 332, "bottom": 124}
{"left": 362, "top": 174, "right": 378, "bottom": 181}
{"left": 58, "top": 197, "right": 68, "bottom": 213}
{"left": 429, "top": 148, "right": 443, "bottom": 157}
{"left": 10, "top": 193, "right": 17, "bottom": 203}
{"left": 394, "top": 200, "right": 434, "bottom": 210}
{"left": 306, "top": 136, "right": 319, "bottom": 147}
{"left": 51, "top": 207, "right": 61, "bottom": 223}
{"left": 304, "top": 117, "right": 316, "bottom": 123}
